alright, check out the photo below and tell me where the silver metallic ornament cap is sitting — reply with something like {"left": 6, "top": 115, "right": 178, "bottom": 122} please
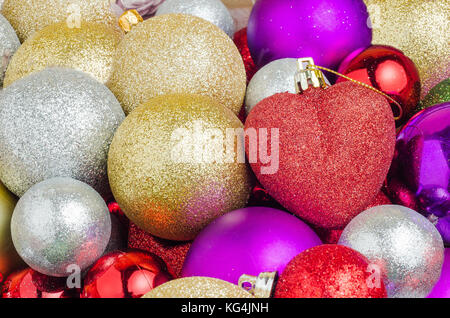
{"left": 238, "top": 271, "right": 277, "bottom": 298}
{"left": 295, "top": 57, "right": 328, "bottom": 93}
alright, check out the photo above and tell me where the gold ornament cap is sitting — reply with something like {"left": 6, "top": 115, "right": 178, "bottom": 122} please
{"left": 295, "top": 57, "right": 328, "bottom": 93}
{"left": 238, "top": 271, "right": 277, "bottom": 298}
{"left": 119, "top": 10, "right": 143, "bottom": 33}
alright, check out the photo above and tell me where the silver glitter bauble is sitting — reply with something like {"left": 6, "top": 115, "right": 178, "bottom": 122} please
{"left": 245, "top": 58, "right": 330, "bottom": 115}
{"left": 0, "top": 14, "right": 19, "bottom": 87}
{"left": 0, "top": 67, "right": 125, "bottom": 197}
{"left": 156, "top": 0, "right": 235, "bottom": 37}
{"left": 11, "top": 177, "right": 111, "bottom": 277}
{"left": 338, "top": 205, "right": 444, "bottom": 298}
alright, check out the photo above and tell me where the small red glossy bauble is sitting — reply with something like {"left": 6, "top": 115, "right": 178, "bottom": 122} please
{"left": 233, "top": 28, "right": 257, "bottom": 84}
{"left": 81, "top": 250, "right": 174, "bottom": 298}
{"left": 337, "top": 45, "right": 421, "bottom": 124}
{"left": 1, "top": 268, "right": 78, "bottom": 298}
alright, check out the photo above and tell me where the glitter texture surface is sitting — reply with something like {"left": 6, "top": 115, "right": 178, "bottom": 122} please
{"left": 245, "top": 58, "right": 298, "bottom": 115}
{"left": 128, "top": 222, "right": 191, "bottom": 277}
{"left": 339, "top": 205, "right": 444, "bottom": 298}
{"left": 108, "top": 94, "right": 253, "bottom": 241}
{"left": 107, "top": 13, "right": 246, "bottom": 115}
{"left": 4, "top": 22, "right": 122, "bottom": 87}
{"left": 313, "top": 191, "right": 392, "bottom": 244}
{"left": 156, "top": 0, "right": 235, "bottom": 37}
{"left": 0, "top": 67, "right": 125, "bottom": 197}
{"left": 11, "top": 177, "right": 111, "bottom": 277}
{"left": 364, "top": 0, "right": 450, "bottom": 97}
{"left": 245, "top": 58, "right": 330, "bottom": 115}
{"left": 419, "top": 77, "right": 450, "bottom": 112}
{"left": 0, "top": 14, "right": 19, "bottom": 87}
{"left": 1, "top": 0, "right": 119, "bottom": 42}
{"left": 244, "top": 82, "right": 396, "bottom": 229}
{"left": 275, "top": 245, "right": 387, "bottom": 298}
{"left": 142, "top": 277, "right": 253, "bottom": 298}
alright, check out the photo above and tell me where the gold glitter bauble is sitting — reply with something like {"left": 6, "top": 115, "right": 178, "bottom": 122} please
{"left": 107, "top": 94, "right": 253, "bottom": 241}
{"left": 365, "top": 0, "right": 450, "bottom": 97}
{"left": 4, "top": 22, "right": 121, "bottom": 87}
{"left": 107, "top": 14, "right": 246, "bottom": 115}
{"left": 0, "top": 182, "right": 24, "bottom": 278}
{"left": 142, "top": 277, "right": 253, "bottom": 298}
{"left": 1, "top": 0, "right": 118, "bottom": 42}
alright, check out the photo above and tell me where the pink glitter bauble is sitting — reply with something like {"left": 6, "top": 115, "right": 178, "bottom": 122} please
{"left": 244, "top": 82, "right": 396, "bottom": 229}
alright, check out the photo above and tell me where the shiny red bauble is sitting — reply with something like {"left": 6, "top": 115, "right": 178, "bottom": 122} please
{"left": 233, "top": 28, "right": 257, "bottom": 84}
{"left": 1, "top": 268, "right": 78, "bottom": 298}
{"left": 337, "top": 45, "right": 421, "bottom": 124}
{"left": 275, "top": 245, "right": 387, "bottom": 298}
{"left": 81, "top": 250, "right": 174, "bottom": 298}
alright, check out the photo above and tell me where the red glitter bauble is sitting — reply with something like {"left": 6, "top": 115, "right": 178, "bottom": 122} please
{"left": 244, "top": 82, "right": 396, "bottom": 229}
{"left": 128, "top": 222, "right": 191, "bottom": 277}
{"left": 313, "top": 191, "right": 392, "bottom": 243}
{"left": 81, "top": 250, "right": 174, "bottom": 298}
{"left": 1, "top": 268, "right": 78, "bottom": 298}
{"left": 233, "top": 28, "right": 257, "bottom": 84}
{"left": 275, "top": 245, "right": 387, "bottom": 298}
{"left": 337, "top": 45, "right": 421, "bottom": 125}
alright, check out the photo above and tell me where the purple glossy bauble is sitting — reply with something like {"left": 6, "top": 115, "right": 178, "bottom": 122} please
{"left": 247, "top": 0, "right": 372, "bottom": 69}
{"left": 181, "top": 207, "right": 321, "bottom": 284}
{"left": 428, "top": 248, "right": 450, "bottom": 298}
{"left": 387, "top": 102, "right": 450, "bottom": 243}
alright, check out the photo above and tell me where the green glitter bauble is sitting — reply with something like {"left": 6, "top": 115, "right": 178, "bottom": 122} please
{"left": 417, "top": 78, "right": 450, "bottom": 112}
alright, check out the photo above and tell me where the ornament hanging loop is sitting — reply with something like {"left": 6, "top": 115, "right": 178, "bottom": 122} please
{"left": 295, "top": 58, "right": 328, "bottom": 93}
{"left": 238, "top": 271, "right": 277, "bottom": 298}
{"left": 307, "top": 64, "right": 404, "bottom": 121}
{"left": 119, "top": 10, "right": 143, "bottom": 33}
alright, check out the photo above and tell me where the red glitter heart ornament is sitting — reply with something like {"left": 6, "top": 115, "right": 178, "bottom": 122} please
{"left": 244, "top": 81, "right": 396, "bottom": 229}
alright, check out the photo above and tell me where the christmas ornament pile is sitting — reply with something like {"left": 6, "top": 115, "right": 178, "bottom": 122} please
{"left": 0, "top": 0, "right": 447, "bottom": 299}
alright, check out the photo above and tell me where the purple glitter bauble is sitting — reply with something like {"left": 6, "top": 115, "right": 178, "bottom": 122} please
{"left": 181, "top": 207, "right": 321, "bottom": 284}
{"left": 247, "top": 0, "right": 372, "bottom": 69}
{"left": 428, "top": 248, "right": 450, "bottom": 298}
{"left": 387, "top": 102, "right": 450, "bottom": 244}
